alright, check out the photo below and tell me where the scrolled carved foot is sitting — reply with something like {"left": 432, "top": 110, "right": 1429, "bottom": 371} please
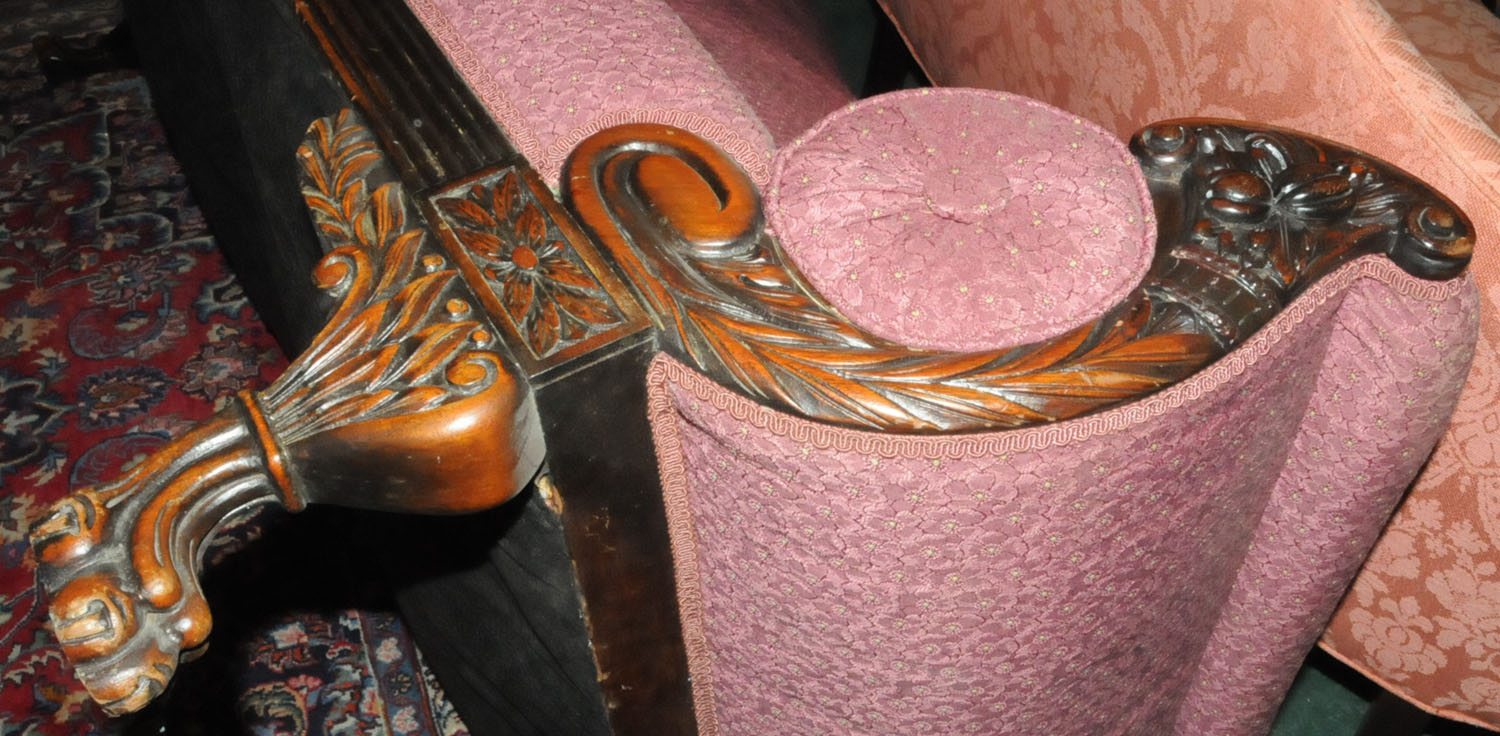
{"left": 31, "top": 409, "right": 269, "bottom": 714}
{"left": 30, "top": 109, "right": 544, "bottom": 715}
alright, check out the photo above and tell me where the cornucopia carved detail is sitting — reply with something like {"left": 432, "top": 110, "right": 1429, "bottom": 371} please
{"left": 562, "top": 120, "right": 1473, "bottom": 432}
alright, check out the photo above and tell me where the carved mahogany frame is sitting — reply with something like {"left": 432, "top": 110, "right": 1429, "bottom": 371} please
{"left": 565, "top": 121, "right": 1470, "bottom": 432}
{"left": 29, "top": 0, "right": 1473, "bottom": 727}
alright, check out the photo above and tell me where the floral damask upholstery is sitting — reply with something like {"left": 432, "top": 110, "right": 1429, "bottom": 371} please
{"left": 395, "top": 0, "right": 1491, "bottom": 732}
{"left": 645, "top": 84, "right": 1478, "bottom": 734}
{"left": 876, "top": 0, "right": 1500, "bottom": 728}
{"left": 1384, "top": 0, "right": 1500, "bottom": 131}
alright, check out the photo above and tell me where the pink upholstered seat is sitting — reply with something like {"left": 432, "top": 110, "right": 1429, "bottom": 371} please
{"left": 876, "top": 0, "right": 1500, "bottom": 728}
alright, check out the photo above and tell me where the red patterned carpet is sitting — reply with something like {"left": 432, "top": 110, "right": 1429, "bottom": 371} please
{"left": 0, "top": 11, "right": 468, "bottom": 736}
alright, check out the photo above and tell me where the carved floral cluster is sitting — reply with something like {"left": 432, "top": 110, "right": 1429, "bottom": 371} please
{"left": 436, "top": 172, "right": 618, "bottom": 357}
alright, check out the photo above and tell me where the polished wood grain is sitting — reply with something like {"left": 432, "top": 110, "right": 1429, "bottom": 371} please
{"left": 563, "top": 120, "right": 1473, "bottom": 432}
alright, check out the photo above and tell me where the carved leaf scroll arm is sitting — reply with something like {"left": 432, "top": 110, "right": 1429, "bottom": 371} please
{"left": 563, "top": 124, "right": 1224, "bottom": 432}
{"left": 563, "top": 120, "right": 1472, "bottom": 434}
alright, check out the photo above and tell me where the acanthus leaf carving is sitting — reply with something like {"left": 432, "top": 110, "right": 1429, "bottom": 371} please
{"left": 563, "top": 120, "right": 1472, "bottom": 433}
{"left": 29, "top": 108, "right": 543, "bottom": 716}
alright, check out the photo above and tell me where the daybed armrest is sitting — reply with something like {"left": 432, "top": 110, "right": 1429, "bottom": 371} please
{"left": 30, "top": 5, "right": 1474, "bottom": 723}
{"left": 564, "top": 95, "right": 1471, "bottom": 432}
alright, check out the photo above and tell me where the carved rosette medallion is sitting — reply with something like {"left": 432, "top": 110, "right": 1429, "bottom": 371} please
{"left": 426, "top": 167, "right": 648, "bottom": 373}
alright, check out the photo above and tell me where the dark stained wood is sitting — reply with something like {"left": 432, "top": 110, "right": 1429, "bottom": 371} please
{"left": 531, "top": 340, "right": 698, "bottom": 736}
{"left": 562, "top": 120, "right": 1474, "bottom": 433}
{"left": 120, "top": 0, "right": 350, "bottom": 353}
{"left": 418, "top": 161, "right": 692, "bottom": 736}
{"left": 296, "top": 0, "right": 516, "bottom": 189}
{"left": 392, "top": 486, "right": 615, "bottom": 736}
{"left": 29, "top": 110, "right": 545, "bottom": 716}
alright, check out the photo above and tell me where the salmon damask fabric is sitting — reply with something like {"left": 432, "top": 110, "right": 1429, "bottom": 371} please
{"left": 1314, "top": 2, "right": 1500, "bottom": 730}
{"left": 877, "top": 0, "right": 1500, "bottom": 728}
{"left": 1383, "top": 0, "right": 1500, "bottom": 131}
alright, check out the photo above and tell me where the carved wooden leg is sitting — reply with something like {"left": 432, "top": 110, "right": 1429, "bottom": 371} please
{"left": 29, "top": 110, "right": 545, "bottom": 716}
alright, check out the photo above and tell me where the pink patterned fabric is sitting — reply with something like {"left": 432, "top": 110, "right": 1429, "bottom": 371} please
{"left": 1176, "top": 271, "right": 1479, "bottom": 732}
{"left": 768, "top": 89, "right": 1154, "bottom": 352}
{"left": 662, "top": 0, "right": 855, "bottom": 145}
{"left": 876, "top": 0, "right": 1500, "bottom": 727}
{"left": 405, "top": 0, "right": 774, "bottom": 186}
{"left": 651, "top": 257, "right": 1476, "bottom": 734}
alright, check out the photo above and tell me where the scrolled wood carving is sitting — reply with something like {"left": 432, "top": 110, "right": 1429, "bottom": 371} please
{"left": 435, "top": 173, "right": 623, "bottom": 357}
{"left": 563, "top": 120, "right": 1473, "bottom": 433}
{"left": 29, "top": 109, "right": 544, "bottom": 715}
{"left": 424, "top": 166, "right": 648, "bottom": 371}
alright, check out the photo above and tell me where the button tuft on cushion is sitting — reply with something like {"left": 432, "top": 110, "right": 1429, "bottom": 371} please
{"left": 768, "top": 89, "right": 1156, "bottom": 352}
